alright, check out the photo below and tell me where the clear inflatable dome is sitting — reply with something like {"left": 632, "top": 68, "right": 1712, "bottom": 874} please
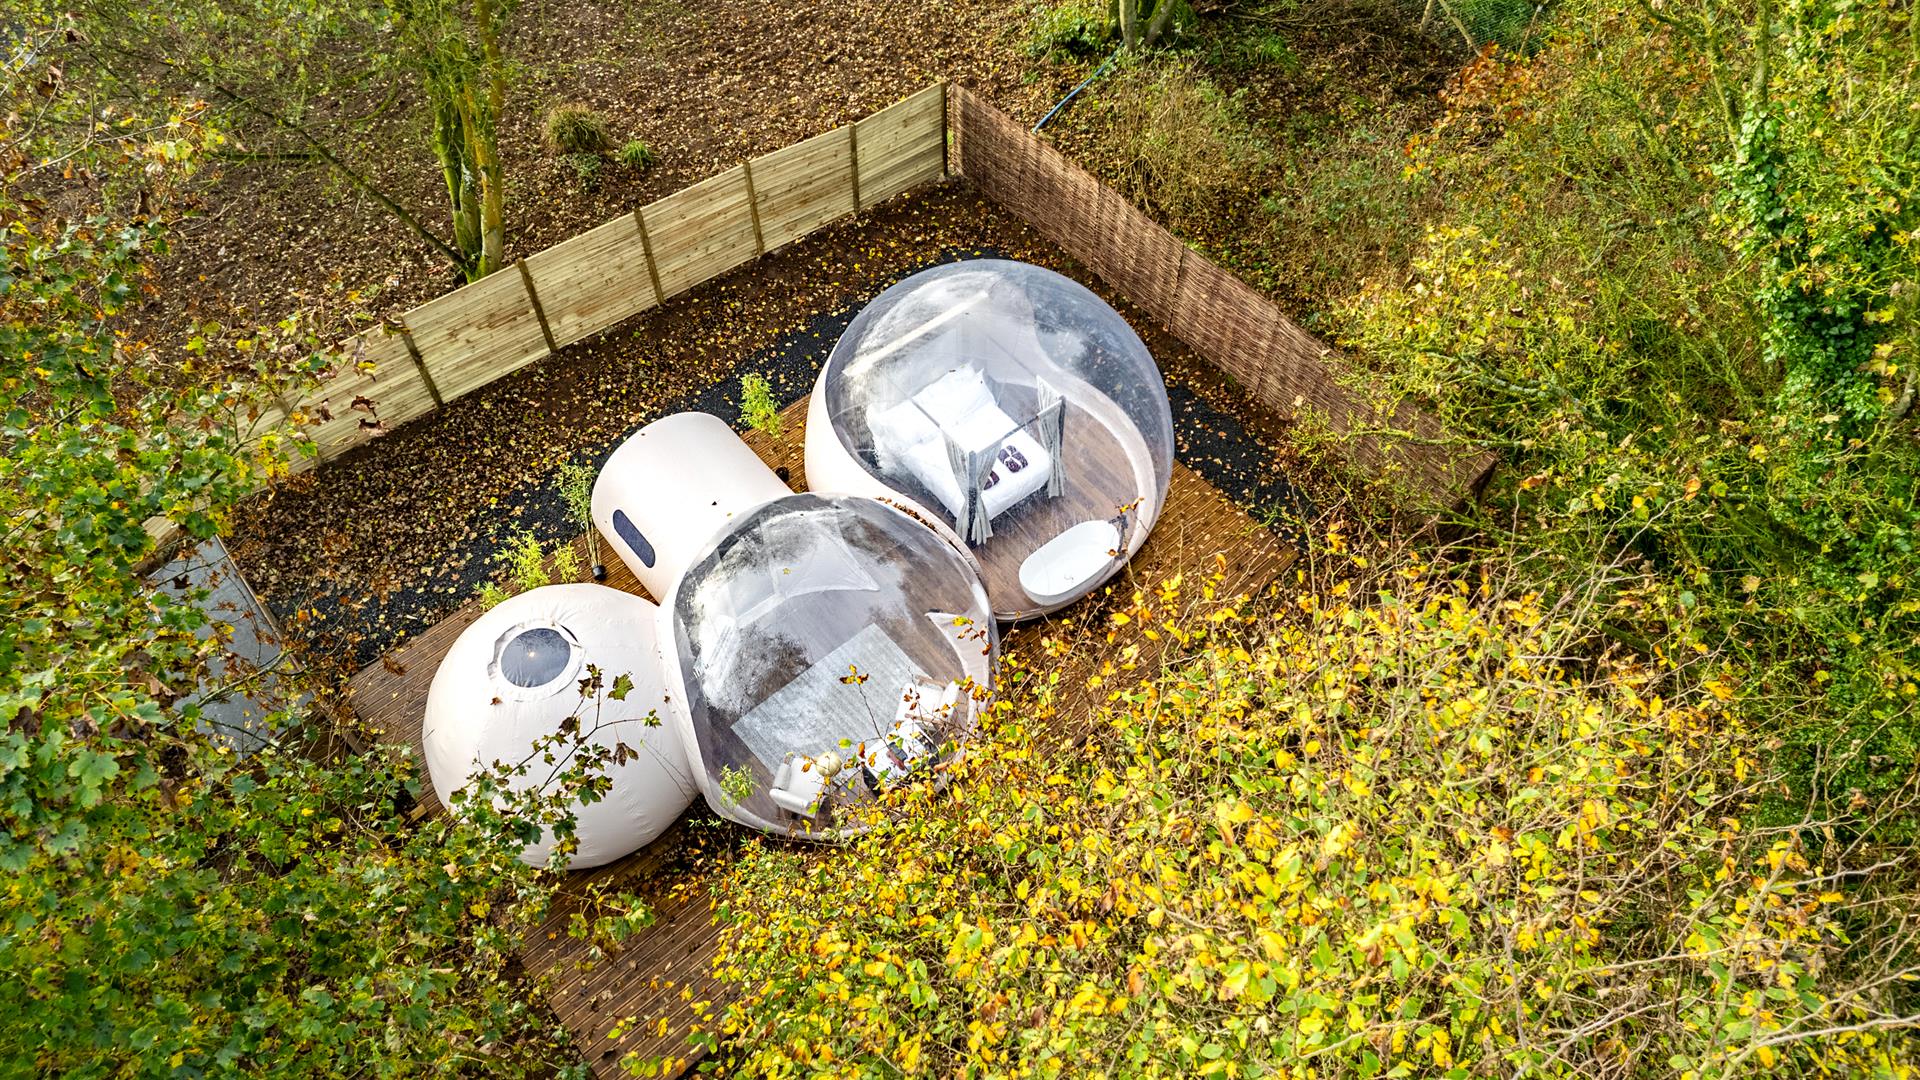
{"left": 422, "top": 584, "right": 696, "bottom": 868}
{"left": 664, "top": 492, "right": 995, "bottom": 838}
{"left": 805, "top": 259, "right": 1174, "bottom": 620}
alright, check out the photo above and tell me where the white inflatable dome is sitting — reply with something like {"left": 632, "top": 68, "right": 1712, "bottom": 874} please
{"left": 664, "top": 493, "right": 995, "bottom": 838}
{"left": 422, "top": 583, "right": 695, "bottom": 868}
{"left": 806, "top": 259, "right": 1175, "bottom": 620}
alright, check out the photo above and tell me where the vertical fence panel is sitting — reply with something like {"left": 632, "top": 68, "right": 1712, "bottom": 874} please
{"left": 853, "top": 84, "right": 947, "bottom": 208}
{"left": 403, "top": 266, "right": 549, "bottom": 402}
{"left": 750, "top": 127, "right": 856, "bottom": 250}
{"left": 644, "top": 165, "right": 760, "bottom": 299}
{"left": 523, "top": 214, "right": 661, "bottom": 349}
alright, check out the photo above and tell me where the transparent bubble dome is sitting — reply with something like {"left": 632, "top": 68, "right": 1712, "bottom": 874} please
{"left": 811, "top": 260, "right": 1174, "bottom": 618}
{"left": 667, "top": 493, "right": 995, "bottom": 837}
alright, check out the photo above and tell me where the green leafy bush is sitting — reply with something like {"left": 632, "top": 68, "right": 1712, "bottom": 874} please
{"left": 704, "top": 564, "right": 1919, "bottom": 1076}
{"left": 479, "top": 529, "right": 578, "bottom": 609}
{"left": 1026, "top": 0, "right": 1113, "bottom": 59}
{"left": 740, "top": 372, "right": 783, "bottom": 439}
{"left": 0, "top": 69, "right": 586, "bottom": 1074}
{"left": 615, "top": 139, "right": 655, "bottom": 169}
{"left": 1333, "top": 0, "right": 1920, "bottom": 817}
{"left": 557, "top": 459, "right": 603, "bottom": 569}
{"left": 543, "top": 103, "right": 610, "bottom": 155}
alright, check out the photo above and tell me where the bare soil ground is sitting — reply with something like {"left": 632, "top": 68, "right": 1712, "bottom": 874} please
{"left": 145, "top": 0, "right": 1454, "bottom": 346}
{"left": 150, "top": 0, "right": 1052, "bottom": 344}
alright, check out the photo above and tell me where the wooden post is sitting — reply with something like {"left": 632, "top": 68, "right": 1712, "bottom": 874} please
{"left": 395, "top": 321, "right": 445, "bottom": 408}
{"left": 940, "top": 80, "right": 951, "bottom": 179}
{"left": 633, "top": 206, "right": 665, "bottom": 306}
{"left": 847, "top": 123, "right": 863, "bottom": 214}
{"left": 1170, "top": 245, "right": 1190, "bottom": 330}
{"left": 516, "top": 258, "right": 559, "bottom": 355}
{"left": 742, "top": 161, "right": 767, "bottom": 256}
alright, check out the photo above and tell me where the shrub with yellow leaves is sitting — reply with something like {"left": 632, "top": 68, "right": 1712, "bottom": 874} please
{"left": 699, "top": 561, "right": 1918, "bottom": 1078}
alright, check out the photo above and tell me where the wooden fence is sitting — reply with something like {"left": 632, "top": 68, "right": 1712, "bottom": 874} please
{"left": 253, "top": 79, "right": 1491, "bottom": 509}
{"left": 945, "top": 87, "right": 1495, "bottom": 504}
{"left": 260, "top": 84, "right": 947, "bottom": 467}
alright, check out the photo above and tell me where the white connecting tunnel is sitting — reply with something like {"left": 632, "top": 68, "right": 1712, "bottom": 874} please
{"left": 590, "top": 411, "right": 794, "bottom": 598}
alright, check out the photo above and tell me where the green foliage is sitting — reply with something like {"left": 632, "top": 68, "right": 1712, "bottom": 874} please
{"left": 739, "top": 373, "right": 783, "bottom": 439}
{"left": 707, "top": 567, "right": 1920, "bottom": 1076}
{"left": 1435, "top": 0, "right": 1550, "bottom": 53}
{"left": 556, "top": 459, "right": 603, "bottom": 570}
{"left": 1104, "top": 63, "right": 1273, "bottom": 236}
{"left": 719, "top": 764, "right": 757, "bottom": 807}
{"left": 551, "top": 542, "right": 581, "bottom": 583}
{"left": 544, "top": 103, "right": 611, "bottom": 155}
{"left": 1026, "top": 0, "right": 1114, "bottom": 59}
{"left": 1334, "top": 0, "right": 1920, "bottom": 816}
{"left": 557, "top": 460, "right": 597, "bottom": 530}
{"left": 1235, "top": 29, "right": 1299, "bottom": 71}
{"left": 504, "top": 529, "right": 554, "bottom": 592}
{"left": 482, "top": 529, "right": 579, "bottom": 606}
{"left": 0, "top": 57, "right": 579, "bottom": 1075}
{"left": 616, "top": 139, "right": 656, "bottom": 169}
{"left": 563, "top": 151, "right": 602, "bottom": 191}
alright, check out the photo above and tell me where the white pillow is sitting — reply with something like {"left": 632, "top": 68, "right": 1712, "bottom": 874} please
{"left": 912, "top": 367, "right": 995, "bottom": 428}
{"left": 866, "top": 397, "right": 938, "bottom": 464}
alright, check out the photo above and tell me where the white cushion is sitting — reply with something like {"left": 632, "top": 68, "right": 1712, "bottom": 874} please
{"left": 868, "top": 397, "right": 937, "bottom": 455}
{"left": 977, "top": 431, "right": 1051, "bottom": 519}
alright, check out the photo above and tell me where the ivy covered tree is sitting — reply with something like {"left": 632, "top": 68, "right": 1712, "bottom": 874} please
{"left": 394, "top": 0, "right": 515, "bottom": 279}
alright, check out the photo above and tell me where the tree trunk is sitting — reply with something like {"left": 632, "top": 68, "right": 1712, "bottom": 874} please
{"left": 1142, "top": 0, "right": 1178, "bottom": 48}
{"left": 471, "top": 114, "right": 504, "bottom": 279}
{"left": 455, "top": 91, "right": 499, "bottom": 280}
{"left": 432, "top": 98, "right": 481, "bottom": 267}
{"left": 1117, "top": 0, "right": 1139, "bottom": 50}
{"left": 471, "top": 0, "right": 508, "bottom": 280}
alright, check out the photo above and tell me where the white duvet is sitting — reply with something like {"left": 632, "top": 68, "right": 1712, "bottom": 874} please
{"left": 866, "top": 367, "right": 1053, "bottom": 522}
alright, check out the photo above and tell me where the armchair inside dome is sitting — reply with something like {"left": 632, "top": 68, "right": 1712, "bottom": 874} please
{"left": 666, "top": 493, "right": 995, "bottom": 837}
{"left": 806, "top": 259, "right": 1175, "bottom": 620}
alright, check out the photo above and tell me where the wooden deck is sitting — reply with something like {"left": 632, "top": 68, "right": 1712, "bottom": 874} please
{"left": 344, "top": 398, "right": 1295, "bottom": 1076}
{"left": 965, "top": 401, "right": 1149, "bottom": 613}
